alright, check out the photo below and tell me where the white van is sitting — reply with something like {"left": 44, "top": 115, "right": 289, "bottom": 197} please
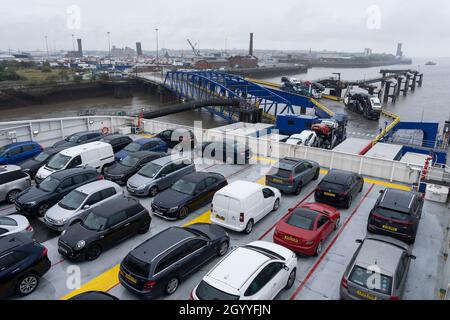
{"left": 211, "top": 181, "right": 281, "bottom": 234}
{"left": 35, "top": 142, "right": 115, "bottom": 183}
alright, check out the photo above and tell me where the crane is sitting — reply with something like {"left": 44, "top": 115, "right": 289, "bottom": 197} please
{"left": 187, "top": 39, "right": 201, "bottom": 57}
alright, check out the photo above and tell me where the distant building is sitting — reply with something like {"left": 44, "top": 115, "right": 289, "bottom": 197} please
{"left": 364, "top": 48, "right": 373, "bottom": 56}
{"left": 194, "top": 59, "right": 230, "bottom": 69}
{"left": 396, "top": 43, "right": 403, "bottom": 57}
{"left": 228, "top": 56, "right": 259, "bottom": 69}
{"left": 111, "top": 46, "right": 136, "bottom": 57}
{"left": 136, "top": 42, "right": 143, "bottom": 56}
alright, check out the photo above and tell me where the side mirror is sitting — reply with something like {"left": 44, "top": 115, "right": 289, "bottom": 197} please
{"left": 83, "top": 205, "right": 91, "bottom": 210}
{"left": 283, "top": 265, "right": 290, "bottom": 271}
{"left": 355, "top": 239, "right": 363, "bottom": 244}
{"left": 288, "top": 208, "right": 295, "bottom": 212}
{"left": 408, "top": 254, "right": 417, "bottom": 260}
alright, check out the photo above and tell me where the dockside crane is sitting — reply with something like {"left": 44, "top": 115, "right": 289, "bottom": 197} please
{"left": 187, "top": 39, "right": 201, "bottom": 57}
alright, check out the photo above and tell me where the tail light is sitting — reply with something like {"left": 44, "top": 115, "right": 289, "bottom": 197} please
{"left": 341, "top": 276, "right": 348, "bottom": 289}
{"left": 42, "top": 247, "right": 48, "bottom": 257}
{"left": 210, "top": 203, "right": 213, "bottom": 212}
{"left": 390, "top": 295, "right": 400, "bottom": 301}
{"left": 315, "top": 187, "right": 322, "bottom": 193}
{"left": 26, "top": 225, "right": 33, "bottom": 232}
{"left": 189, "top": 290, "right": 194, "bottom": 300}
{"left": 99, "top": 175, "right": 104, "bottom": 180}
{"left": 239, "top": 213, "right": 244, "bottom": 223}
{"left": 288, "top": 174, "right": 294, "bottom": 184}
{"left": 143, "top": 281, "right": 157, "bottom": 291}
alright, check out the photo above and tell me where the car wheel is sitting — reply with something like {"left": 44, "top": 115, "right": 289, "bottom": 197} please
{"left": 16, "top": 274, "right": 39, "bottom": 296}
{"left": 315, "top": 241, "right": 323, "bottom": 256}
{"left": 294, "top": 182, "right": 302, "bottom": 195}
{"left": 37, "top": 203, "right": 50, "bottom": 218}
{"left": 273, "top": 199, "right": 280, "bottom": 212}
{"left": 345, "top": 196, "right": 352, "bottom": 209}
{"left": 313, "top": 169, "right": 320, "bottom": 181}
{"left": 6, "top": 190, "right": 20, "bottom": 204}
{"left": 218, "top": 241, "right": 229, "bottom": 257}
{"left": 165, "top": 277, "right": 179, "bottom": 295}
{"left": 244, "top": 220, "right": 254, "bottom": 234}
{"left": 85, "top": 244, "right": 102, "bottom": 261}
{"left": 285, "top": 268, "right": 296, "bottom": 289}
{"left": 359, "top": 183, "right": 364, "bottom": 193}
{"left": 149, "top": 186, "right": 159, "bottom": 197}
{"left": 177, "top": 207, "right": 189, "bottom": 220}
{"left": 334, "top": 218, "right": 341, "bottom": 230}
{"left": 138, "top": 220, "right": 151, "bottom": 234}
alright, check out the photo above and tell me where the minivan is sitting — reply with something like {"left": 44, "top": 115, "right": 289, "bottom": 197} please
{"left": 211, "top": 181, "right": 281, "bottom": 234}
{"left": 0, "top": 142, "right": 43, "bottom": 165}
{"left": 127, "top": 154, "right": 196, "bottom": 197}
{"left": 0, "top": 165, "right": 31, "bottom": 204}
{"left": 35, "top": 142, "right": 115, "bottom": 183}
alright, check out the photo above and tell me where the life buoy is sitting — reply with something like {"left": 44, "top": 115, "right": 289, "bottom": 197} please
{"left": 101, "top": 127, "right": 109, "bottom": 135}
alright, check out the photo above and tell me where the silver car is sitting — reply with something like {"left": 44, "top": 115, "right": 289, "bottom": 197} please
{"left": 0, "top": 165, "right": 31, "bottom": 203}
{"left": 43, "top": 180, "right": 123, "bottom": 231}
{"left": 127, "top": 154, "right": 195, "bottom": 197}
{"left": 340, "top": 234, "right": 416, "bottom": 300}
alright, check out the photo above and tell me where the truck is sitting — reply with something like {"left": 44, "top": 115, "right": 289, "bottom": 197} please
{"left": 344, "top": 89, "right": 382, "bottom": 120}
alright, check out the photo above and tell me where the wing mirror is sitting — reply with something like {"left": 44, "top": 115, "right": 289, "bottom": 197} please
{"left": 355, "top": 239, "right": 363, "bottom": 244}
{"left": 83, "top": 205, "right": 91, "bottom": 210}
{"left": 408, "top": 254, "right": 417, "bottom": 260}
{"left": 283, "top": 265, "right": 290, "bottom": 271}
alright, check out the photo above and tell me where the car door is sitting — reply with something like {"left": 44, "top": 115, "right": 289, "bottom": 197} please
{"left": 394, "top": 253, "right": 409, "bottom": 297}
{"left": 103, "top": 210, "right": 129, "bottom": 247}
{"left": 303, "top": 162, "right": 316, "bottom": 183}
{"left": 191, "top": 179, "right": 209, "bottom": 210}
{"left": 261, "top": 188, "right": 276, "bottom": 216}
{"left": 295, "top": 163, "right": 307, "bottom": 185}
{"left": 243, "top": 262, "right": 286, "bottom": 300}
{"left": 54, "top": 177, "right": 75, "bottom": 203}
{"left": 182, "top": 239, "right": 216, "bottom": 275}
{"left": 19, "top": 145, "right": 34, "bottom": 163}
{"left": 66, "top": 155, "right": 82, "bottom": 169}
{"left": 6, "top": 147, "right": 22, "bottom": 164}
{"left": 316, "top": 214, "right": 333, "bottom": 240}
{"left": 348, "top": 176, "right": 359, "bottom": 197}
{"left": 156, "top": 163, "right": 176, "bottom": 190}
{"left": 0, "top": 251, "right": 28, "bottom": 289}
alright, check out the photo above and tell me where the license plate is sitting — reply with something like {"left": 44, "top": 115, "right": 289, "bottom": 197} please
{"left": 128, "top": 189, "right": 135, "bottom": 193}
{"left": 356, "top": 290, "right": 377, "bottom": 300}
{"left": 324, "top": 192, "right": 336, "bottom": 197}
{"left": 284, "top": 235, "right": 299, "bottom": 243}
{"left": 272, "top": 178, "right": 283, "bottom": 184}
{"left": 382, "top": 225, "right": 398, "bottom": 232}
{"left": 215, "top": 214, "right": 225, "bottom": 221}
{"left": 125, "top": 273, "right": 137, "bottom": 284}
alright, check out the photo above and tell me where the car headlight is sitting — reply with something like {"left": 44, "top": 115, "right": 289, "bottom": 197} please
{"left": 76, "top": 240, "right": 86, "bottom": 249}
{"left": 168, "top": 206, "right": 179, "bottom": 213}
{"left": 57, "top": 218, "right": 68, "bottom": 224}
{"left": 23, "top": 168, "right": 30, "bottom": 173}
{"left": 137, "top": 185, "right": 146, "bottom": 190}
{"left": 26, "top": 201, "right": 36, "bottom": 207}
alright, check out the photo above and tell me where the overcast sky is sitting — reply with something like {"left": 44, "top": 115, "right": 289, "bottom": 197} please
{"left": 0, "top": 0, "right": 448, "bottom": 57}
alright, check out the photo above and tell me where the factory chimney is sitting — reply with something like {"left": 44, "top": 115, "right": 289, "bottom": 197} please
{"left": 249, "top": 33, "right": 254, "bottom": 57}
{"left": 396, "top": 43, "right": 403, "bottom": 58}
{"left": 136, "top": 42, "right": 143, "bottom": 56}
{"left": 77, "top": 39, "right": 83, "bottom": 56}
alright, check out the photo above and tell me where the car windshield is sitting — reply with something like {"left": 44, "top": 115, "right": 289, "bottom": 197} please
{"left": 124, "top": 142, "right": 141, "bottom": 152}
{"left": 195, "top": 280, "right": 239, "bottom": 300}
{"left": 376, "top": 207, "right": 411, "bottom": 221}
{"left": 39, "top": 176, "right": 61, "bottom": 192}
{"left": 34, "top": 151, "right": 51, "bottom": 162}
{"left": 139, "top": 163, "right": 161, "bottom": 179}
{"left": 47, "top": 153, "right": 71, "bottom": 170}
{"left": 0, "top": 145, "right": 8, "bottom": 157}
{"left": 349, "top": 265, "right": 393, "bottom": 295}
{"left": 66, "top": 134, "right": 80, "bottom": 143}
{"left": 171, "top": 179, "right": 196, "bottom": 195}
{"left": 82, "top": 212, "right": 107, "bottom": 231}
{"left": 286, "top": 209, "right": 317, "bottom": 230}
{"left": 120, "top": 155, "right": 140, "bottom": 168}
{"left": 59, "top": 190, "right": 88, "bottom": 211}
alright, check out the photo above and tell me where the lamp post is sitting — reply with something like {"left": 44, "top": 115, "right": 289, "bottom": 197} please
{"left": 71, "top": 34, "right": 75, "bottom": 51}
{"left": 45, "top": 35, "right": 49, "bottom": 59}
{"left": 107, "top": 32, "right": 111, "bottom": 59}
{"left": 155, "top": 28, "right": 159, "bottom": 64}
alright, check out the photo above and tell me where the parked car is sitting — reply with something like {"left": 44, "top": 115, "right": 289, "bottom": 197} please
{"left": 0, "top": 233, "right": 51, "bottom": 299}
{"left": 104, "top": 151, "right": 166, "bottom": 186}
{"left": 210, "top": 181, "right": 281, "bottom": 234}
{"left": 367, "top": 188, "right": 424, "bottom": 244}
{"left": 315, "top": 170, "right": 364, "bottom": 209}
{"left": 0, "top": 215, "right": 33, "bottom": 237}
{"left": 35, "top": 142, "right": 115, "bottom": 183}
{"left": 155, "top": 128, "right": 196, "bottom": 149}
{"left": 0, "top": 165, "right": 31, "bottom": 204}
{"left": 15, "top": 167, "right": 103, "bottom": 217}
{"left": 127, "top": 154, "right": 196, "bottom": 197}
{"left": 196, "top": 140, "right": 251, "bottom": 165}
{"left": 100, "top": 134, "right": 133, "bottom": 153}
{"left": 115, "top": 138, "right": 168, "bottom": 161}
{"left": 285, "top": 131, "right": 318, "bottom": 147}
{"left": 273, "top": 203, "right": 340, "bottom": 256}
{"left": 68, "top": 291, "right": 119, "bottom": 300}
{"left": 20, "top": 147, "right": 65, "bottom": 179}
{"left": 0, "top": 141, "right": 43, "bottom": 165}
{"left": 152, "top": 172, "right": 227, "bottom": 220}
{"left": 44, "top": 180, "right": 123, "bottom": 232}
{"left": 119, "top": 223, "right": 229, "bottom": 298}
{"left": 58, "top": 196, "right": 151, "bottom": 261}
{"left": 266, "top": 157, "right": 320, "bottom": 195}
{"left": 191, "top": 241, "right": 297, "bottom": 300}
{"left": 53, "top": 131, "right": 104, "bottom": 148}
{"left": 340, "top": 235, "right": 416, "bottom": 300}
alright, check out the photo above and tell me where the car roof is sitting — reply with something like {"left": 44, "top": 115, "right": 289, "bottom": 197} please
{"left": 0, "top": 165, "right": 22, "bottom": 174}
{"left": 91, "top": 196, "right": 139, "bottom": 217}
{"left": 2, "top": 141, "right": 37, "bottom": 148}
{"left": 134, "top": 138, "right": 162, "bottom": 145}
{"left": 151, "top": 154, "right": 190, "bottom": 166}
{"left": 291, "top": 131, "right": 315, "bottom": 139}
{"left": 379, "top": 188, "right": 416, "bottom": 212}
{"left": 69, "top": 131, "right": 94, "bottom": 136}
{"left": 49, "top": 167, "right": 97, "bottom": 180}
{"left": 0, "top": 233, "right": 32, "bottom": 254}
{"left": 180, "top": 172, "right": 224, "bottom": 183}
{"left": 43, "top": 146, "right": 65, "bottom": 155}
{"left": 126, "top": 151, "right": 160, "bottom": 159}
{"left": 216, "top": 181, "right": 263, "bottom": 199}
{"left": 75, "top": 180, "right": 120, "bottom": 194}
{"left": 354, "top": 235, "right": 407, "bottom": 276}
{"left": 323, "top": 170, "right": 355, "bottom": 184}
{"left": 101, "top": 134, "right": 130, "bottom": 142}
{"left": 60, "top": 142, "right": 111, "bottom": 157}
{"left": 130, "top": 227, "right": 196, "bottom": 263}
{"left": 279, "top": 158, "right": 305, "bottom": 169}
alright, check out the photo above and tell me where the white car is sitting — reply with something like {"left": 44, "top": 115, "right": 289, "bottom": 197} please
{"left": 191, "top": 241, "right": 297, "bottom": 300}
{"left": 285, "top": 130, "right": 318, "bottom": 147}
{"left": 0, "top": 215, "right": 33, "bottom": 237}
{"left": 43, "top": 180, "right": 123, "bottom": 231}
{"left": 211, "top": 181, "right": 281, "bottom": 234}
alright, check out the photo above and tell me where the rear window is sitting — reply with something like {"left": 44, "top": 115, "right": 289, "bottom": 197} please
{"left": 268, "top": 167, "right": 291, "bottom": 178}
{"left": 195, "top": 280, "right": 239, "bottom": 300}
{"left": 375, "top": 207, "right": 411, "bottom": 221}
{"left": 319, "top": 181, "right": 346, "bottom": 191}
{"left": 122, "top": 254, "right": 151, "bottom": 278}
{"left": 349, "top": 265, "right": 392, "bottom": 295}
{"left": 286, "top": 209, "right": 318, "bottom": 230}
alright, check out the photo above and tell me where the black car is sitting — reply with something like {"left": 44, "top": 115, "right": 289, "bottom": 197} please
{"left": 0, "top": 233, "right": 51, "bottom": 299}
{"left": 367, "top": 188, "right": 423, "bottom": 244}
{"left": 197, "top": 140, "right": 252, "bottom": 165}
{"left": 152, "top": 172, "right": 227, "bottom": 220}
{"left": 100, "top": 134, "right": 133, "bottom": 153}
{"left": 315, "top": 170, "right": 364, "bottom": 209}
{"left": 53, "top": 131, "right": 104, "bottom": 148}
{"left": 104, "top": 151, "right": 167, "bottom": 185}
{"left": 58, "top": 196, "right": 151, "bottom": 261}
{"left": 15, "top": 167, "right": 102, "bottom": 217}
{"left": 155, "top": 128, "right": 196, "bottom": 149}
{"left": 20, "top": 147, "right": 65, "bottom": 179}
{"left": 119, "top": 223, "right": 229, "bottom": 298}
{"left": 68, "top": 291, "right": 119, "bottom": 300}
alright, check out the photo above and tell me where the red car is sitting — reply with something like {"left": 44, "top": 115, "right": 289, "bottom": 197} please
{"left": 273, "top": 203, "right": 341, "bottom": 256}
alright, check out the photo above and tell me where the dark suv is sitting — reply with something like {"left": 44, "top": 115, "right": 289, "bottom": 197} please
{"left": 53, "top": 131, "right": 104, "bottom": 148}
{"left": 0, "top": 233, "right": 51, "bottom": 299}
{"left": 15, "top": 167, "right": 103, "bottom": 217}
{"left": 100, "top": 134, "right": 133, "bottom": 153}
{"left": 367, "top": 188, "right": 423, "bottom": 244}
